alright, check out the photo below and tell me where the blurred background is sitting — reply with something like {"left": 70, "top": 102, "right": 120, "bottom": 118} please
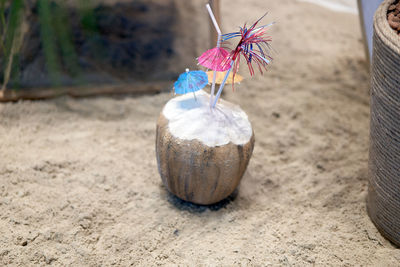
{"left": 0, "top": 0, "right": 211, "bottom": 98}
{"left": 0, "top": 0, "right": 382, "bottom": 100}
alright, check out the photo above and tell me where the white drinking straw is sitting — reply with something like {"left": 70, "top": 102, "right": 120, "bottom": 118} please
{"left": 212, "top": 60, "right": 233, "bottom": 108}
{"left": 206, "top": 3, "right": 221, "bottom": 108}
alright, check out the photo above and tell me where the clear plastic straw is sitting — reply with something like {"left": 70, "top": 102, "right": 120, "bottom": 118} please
{"left": 206, "top": 3, "right": 221, "bottom": 108}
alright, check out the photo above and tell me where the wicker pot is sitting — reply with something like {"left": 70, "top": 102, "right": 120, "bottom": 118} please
{"left": 368, "top": 0, "right": 400, "bottom": 247}
{"left": 155, "top": 92, "right": 255, "bottom": 205}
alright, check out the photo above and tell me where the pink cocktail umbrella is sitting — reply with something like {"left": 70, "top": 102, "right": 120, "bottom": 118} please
{"left": 198, "top": 47, "right": 231, "bottom": 72}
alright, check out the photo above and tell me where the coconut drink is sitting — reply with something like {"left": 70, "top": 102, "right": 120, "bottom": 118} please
{"left": 156, "top": 4, "right": 273, "bottom": 205}
{"left": 156, "top": 90, "right": 255, "bottom": 205}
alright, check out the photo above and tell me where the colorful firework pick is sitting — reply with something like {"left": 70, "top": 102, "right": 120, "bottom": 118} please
{"left": 212, "top": 14, "right": 274, "bottom": 108}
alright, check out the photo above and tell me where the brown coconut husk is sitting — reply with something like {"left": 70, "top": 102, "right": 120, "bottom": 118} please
{"left": 156, "top": 114, "right": 255, "bottom": 205}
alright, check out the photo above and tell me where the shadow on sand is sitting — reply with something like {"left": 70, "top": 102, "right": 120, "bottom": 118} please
{"left": 165, "top": 189, "right": 238, "bottom": 213}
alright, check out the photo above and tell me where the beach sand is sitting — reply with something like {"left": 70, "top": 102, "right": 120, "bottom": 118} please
{"left": 298, "top": 0, "right": 358, "bottom": 14}
{"left": 0, "top": 0, "right": 399, "bottom": 265}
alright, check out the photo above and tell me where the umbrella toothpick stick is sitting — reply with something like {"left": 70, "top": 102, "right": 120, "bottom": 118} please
{"left": 185, "top": 68, "right": 197, "bottom": 101}
{"left": 206, "top": 3, "right": 222, "bottom": 108}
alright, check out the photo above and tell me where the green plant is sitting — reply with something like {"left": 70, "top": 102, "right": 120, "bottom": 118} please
{"left": 0, "top": 0, "right": 98, "bottom": 92}
{"left": 1, "top": 0, "right": 24, "bottom": 92}
{"left": 0, "top": 0, "right": 7, "bottom": 55}
{"left": 53, "top": 3, "right": 81, "bottom": 78}
{"left": 37, "top": 0, "right": 62, "bottom": 86}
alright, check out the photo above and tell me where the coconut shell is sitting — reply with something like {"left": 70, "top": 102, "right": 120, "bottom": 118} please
{"left": 156, "top": 113, "right": 255, "bottom": 205}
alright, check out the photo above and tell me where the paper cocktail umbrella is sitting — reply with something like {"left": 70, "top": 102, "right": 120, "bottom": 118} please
{"left": 174, "top": 69, "right": 208, "bottom": 95}
{"left": 198, "top": 47, "right": 231, "bottom": 71}
{"left": 206, "top": 71, "right": 243, "bottom": 84}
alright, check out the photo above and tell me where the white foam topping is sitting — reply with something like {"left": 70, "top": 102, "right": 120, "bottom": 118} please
{"left": 162, "top": 90, "right": 252, "bottom": 147}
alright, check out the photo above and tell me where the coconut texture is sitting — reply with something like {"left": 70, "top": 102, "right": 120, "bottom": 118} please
{"left": 156, "top": 114, "right": 255, "bottom": 205}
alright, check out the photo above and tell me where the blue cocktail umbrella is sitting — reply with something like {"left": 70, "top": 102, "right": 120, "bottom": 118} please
{"left": 174, "top": 69, "right": 208, "bottom": 96}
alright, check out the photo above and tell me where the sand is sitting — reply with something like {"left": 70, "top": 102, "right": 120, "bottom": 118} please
{"left": 0, "top": 0, "right": 399, "bottom": 265}
{"left": 298, "top": 0, "right": 358, "bottom": 14}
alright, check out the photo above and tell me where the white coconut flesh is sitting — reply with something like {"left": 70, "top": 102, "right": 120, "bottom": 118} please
{"left": 162, "top": 90, "right": 253, "bottom": 147}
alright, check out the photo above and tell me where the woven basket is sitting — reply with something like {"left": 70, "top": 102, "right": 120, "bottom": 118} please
{"left": 368, "top": 0, "right": 400, "bottom": 247}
